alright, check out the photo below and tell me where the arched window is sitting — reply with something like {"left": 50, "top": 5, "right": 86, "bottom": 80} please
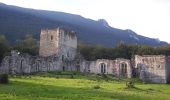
{"left": 48, "top": 61, "right": 52, "bottom": 71}
{"left": 20, "top": 59, "right": 24, "bottom": 74}
{"left": 62, "top": 55, "right": 64, "bottom": 61}
{"left": 100, "top": 63, "right": 106, "bottom": 73}
{"left": 51, "top": 35, "right": 53, "bottom": 40}
{"left": 76, "top": 65, "right": 80, "bottom": 72}
{"left": 63, "top": 66, "right": 65, "bottom": 71}
{"left": 36, "top": 60, "right": 41, "bottom": 72}
{"left": 67, "top": 52, "right": 69, "bottom": 57}
{"left": 120, "top": 63, "right": 127, "bottom": 77}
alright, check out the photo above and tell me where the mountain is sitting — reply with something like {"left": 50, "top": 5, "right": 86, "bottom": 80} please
{"left": 0, "top": 3, "right": 168, "bottom": 47}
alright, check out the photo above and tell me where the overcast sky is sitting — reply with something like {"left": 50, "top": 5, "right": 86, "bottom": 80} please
{"left": 0, "top": 0, "right": 170, "bottom": 43}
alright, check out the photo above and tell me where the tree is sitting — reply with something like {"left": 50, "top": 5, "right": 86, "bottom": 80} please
{"left": 14, "top": 34, "right": 38, "bottom": 55}
{"left": 0, "top": 34, "right": 10, "bottom": 61}
{"left": 114, "top": 42, "right": 130, "bottom": 59}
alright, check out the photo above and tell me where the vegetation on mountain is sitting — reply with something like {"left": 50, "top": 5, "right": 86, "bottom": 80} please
{"left": 0, "top": 34, "right": 10, "bottom": 61}
{"left": 78, "top": 43, "right": 170, "bottom": 60}
{"left": 13, "top": 34, "right": 39, "bottom": 56}
{"left": 0, "top": 3, "right": 168, "bottom": 47}
{"left": 0, "top": 34, "right": 170, "bottom": 61}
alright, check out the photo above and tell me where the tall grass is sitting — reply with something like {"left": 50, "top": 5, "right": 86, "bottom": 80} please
{"left": 0, "top": 71, "right": 169, "bottom": 100}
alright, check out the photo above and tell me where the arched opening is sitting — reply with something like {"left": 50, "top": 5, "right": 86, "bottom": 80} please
{"left": 120, "top": 63, "right": 127, "bottom": 77}
{"left": 76, "top": 65, "right": 80, "bottom": 72}
{"left": 20, "top": 59, "right": 24, "bottom": 74}
{"left": 62, "top": 55, "right": 64, "bottom": 61}
{"left": 51, "top": 35, "right": 53, "bottom": 40}
{"left": 36, "top": 61, "right": 40, "bottom": 72}
{"left": 100, "top": 63, "right": 106, "bottom": 73}
{"left": 67, "top": 52, "right": 69, "bottom": 57}
{"left": 63, "top": 66, "right": 65, "bottom": 71}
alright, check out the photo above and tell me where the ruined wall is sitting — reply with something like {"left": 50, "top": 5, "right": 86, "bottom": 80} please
{"left": 135, "top": 55, "right": 167, "bottom": 83}
{"left": 0, "top": 51, "right": 79, "bottom": 74}
{"left": 39, "top": 28, "right": 60, "bottom": 57}
{"left": 80, "top": 59, "right": 132, "bottom": 78}
{"left": 165, "top": 57, "right": 170, "bottom": 83}
{"left": 115, "top": 58, "right": 132, "bottom": 78}
{"left": 58, "top": 29, "right": 77, "bottom": 61}
{"left": 39, "top": 28, "right": 77, "bottom": 60}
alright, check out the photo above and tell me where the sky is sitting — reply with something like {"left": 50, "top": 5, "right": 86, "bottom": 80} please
{"left": 0, "top": 0, "right": 170, "bottom": 43}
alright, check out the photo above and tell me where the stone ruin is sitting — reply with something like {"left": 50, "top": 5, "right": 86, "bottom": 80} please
{"left": 134, "top": 55, "right": 170, "bottom": 83}
{"left": 0, "top": 27, "right": 170, "bottom": 84}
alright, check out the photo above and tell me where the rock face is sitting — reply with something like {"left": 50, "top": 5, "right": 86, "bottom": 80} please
{"left": 134, "top": 55, "right": 170, "bottom": 83}
{"left": 0, "top": 27, "right": 170, "bottom": 84}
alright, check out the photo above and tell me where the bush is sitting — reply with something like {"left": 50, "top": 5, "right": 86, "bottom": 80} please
{"left": 0, "top": 73, "right": 9, "bottom": 84}
{"left": 93, "top": 85, "right": 100, "bottom": 89}
{"left": 126, "top": 81, "right": 134, "bottom": 88}
{"left": 70, "top": 74, "right": 74, "bottom": 79}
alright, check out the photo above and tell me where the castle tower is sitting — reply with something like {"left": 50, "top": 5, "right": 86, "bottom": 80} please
{"left": 39, "top": 28, "right": 77, "bottom": 60}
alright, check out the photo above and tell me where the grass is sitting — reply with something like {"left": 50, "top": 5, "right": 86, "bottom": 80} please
{"left": 0, "top": 71, "right": 170, "bottom": 100}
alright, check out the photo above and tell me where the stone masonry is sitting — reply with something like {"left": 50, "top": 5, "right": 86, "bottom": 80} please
{"left": 80, "top": 59, "right": 132, "bottom": 78}
{"left": 134, "top": 55, "right": 170, "bottom": 83}
{"left": 0, "top": 27, "right": 170, "bottom": 84}
{"left": 39, "top": 28, "right": 77, "bottom": 61}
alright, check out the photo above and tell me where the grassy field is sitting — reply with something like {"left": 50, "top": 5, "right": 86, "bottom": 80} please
{"left": 0, "top": 71, "right": 170, "bottom": 100}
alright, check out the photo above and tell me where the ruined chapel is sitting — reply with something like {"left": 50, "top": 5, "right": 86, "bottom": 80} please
{"left": 0, "top": 28, "right": 170, "bottom": 84}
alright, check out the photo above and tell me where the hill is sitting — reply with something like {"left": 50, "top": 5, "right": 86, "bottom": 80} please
{"left": 0, "top": 3, "right": 168, "bottom": 47}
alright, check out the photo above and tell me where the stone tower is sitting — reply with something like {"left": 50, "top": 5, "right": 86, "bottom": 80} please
{"left": 39, "top": 28, "right": 77, "bottom": 60}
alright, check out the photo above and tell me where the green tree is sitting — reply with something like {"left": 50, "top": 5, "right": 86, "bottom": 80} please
{"left": 14, "top": 34, "right": 38, "bottom": 55}
{"left": 137, "top": 45, "right": 155, "bottom": 55}
{"left": 0, "top": 34, "right": 10, "bottom": 61}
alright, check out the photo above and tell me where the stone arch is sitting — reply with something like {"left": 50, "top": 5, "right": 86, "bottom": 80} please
{"left": 100, "top": 63, "right": 107, "bottom": 74}
{"left": 120, "top": 62, "right": 127, "bottom": 77}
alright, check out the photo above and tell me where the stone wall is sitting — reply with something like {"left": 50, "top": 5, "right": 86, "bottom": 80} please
{"left": 0, "top": 50, "right": 78, "bottom": 74}
{"left": 39, "top": 28, "right": 60, "bottom": 57}
{"left": 39, "top": 28, "right": 77, "bottom": 60}
{"left": 1, "top": 51, "right": 170, "bottom": 84}
{"left": 1, "top": 26, "right": 170, "bottom": 84}
{"left": 165, "top": 57, "right": 170, "bottom": 83}
{"left": 80, "top": 58, "right": 132, "bottom": 78}
{"left": 134, "top": 55, "right": 168, "bottom": 83}
{"left": 115, "top": 58, "right": 132, "bottom": 78}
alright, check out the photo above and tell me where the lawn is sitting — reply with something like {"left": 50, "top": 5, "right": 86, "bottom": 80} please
{"left": 0, "top": 71, "right": 170, "bottom": 100}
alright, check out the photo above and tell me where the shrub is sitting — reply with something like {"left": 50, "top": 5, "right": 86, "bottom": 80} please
{"left": 93, "top": 85, "right": 100, "bottom": 89}
{"left": 0, "top": 73, "right": 9, "bottom": 84}
{"left": 126, "top": 81, "right": 134, "bottom": 88}
{"left": 70, "top": 74, "right": 74, "bottom": 79}
{"left": 101, "top": 74, "right": 109, "bottom": 81}
{"left": 72, "top": 72, "right": 75, "bottom": 75}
